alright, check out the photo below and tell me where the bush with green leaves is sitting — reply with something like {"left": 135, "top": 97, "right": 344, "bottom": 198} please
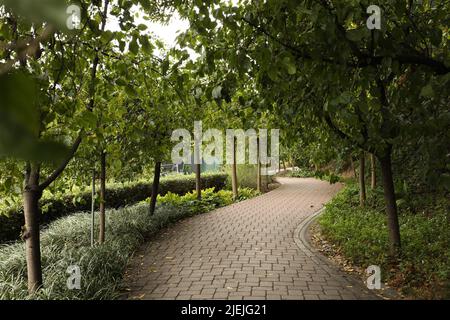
{"left": 318, "top": 183, "right": 450, "bottom": 299}
{"left": 288, "top": 168, "right": 341, "bottom": 184}
{"left": 0, "top": 172, "right": 228, "bottom": 243}
{"left": 157, "top": 187, "right": 260, "bottom": 216}
{"left": 0, "top": 186, "right": 260, "bottom": 299}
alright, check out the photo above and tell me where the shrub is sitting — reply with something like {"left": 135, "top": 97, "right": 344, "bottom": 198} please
{"left": 288, "top": 168, "right": 341, "bottom": 184}
{"left": 0, "top": 186, "right": 260, "bottom": 300}
{"left": 318, "top": 183, "right": 450, "bottom": 299}
{"left": 157, "top": 187, "right": 260, "bottom": 216}
{"left": 0, "top": 173, "right": 228, "bottom": 243}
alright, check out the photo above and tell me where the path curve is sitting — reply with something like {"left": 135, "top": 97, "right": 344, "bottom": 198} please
{"left": 121, "top": 177, "right": 378, "bottom": 300}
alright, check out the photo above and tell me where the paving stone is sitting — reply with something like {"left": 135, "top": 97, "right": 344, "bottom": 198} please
{"left": 121, "top": 178, "right": 379, "bottom": 300}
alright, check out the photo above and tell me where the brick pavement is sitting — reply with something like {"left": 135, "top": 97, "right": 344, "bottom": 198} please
{"left": 121, "top": 177, "right": 379, "bottom": 300}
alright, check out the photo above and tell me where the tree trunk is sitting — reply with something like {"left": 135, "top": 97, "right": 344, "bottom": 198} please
{"left": 350, "top": 156, "right": 357, "bottom": 178}
{"left": 231, "top": 137, "right": 239, "bottom": 200}
{"left": 149, "top": 161, "right": 162, "bottom": 215}
{"left": 264, "top": 167, "right": 269, "bottom": 191}
{"left": 379, "top": 149, "right": 401, "bottom": 256}
{"left": 370, "top": 153, "right": 377, "bottom": 189}
{"left": 23, "top": 187, "right": 43, "bottom": 293}
{"left": 257, "top": 137, "right": 261, "bottom": 192}
{"left": 283, "top": 160, "right": 286, "bottom": 171}
{"left": 359, "top": 152, "right": 366, "bottom": 207}
{"left": 91, "top": 169, "right": 96, "bottom": 247}
{"left": 98, "top": 152, "right": 106, "bottom": 244}
{"left": 195, "top": 163, "right": 201, "bottom": 200}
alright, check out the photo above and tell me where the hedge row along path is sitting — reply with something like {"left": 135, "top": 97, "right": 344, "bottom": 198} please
{"left": 121, "top": 178, "right": 379, "bottom": 300}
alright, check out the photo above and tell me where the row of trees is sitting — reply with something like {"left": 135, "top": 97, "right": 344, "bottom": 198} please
{"left": 0, "top": 0, "right": 282, "bottom": 294}
{"left": 1, "top": 0, "right": 448, "bottom": 295}
{"left": 175, "top": 0, "right": 450, "bottom": 257}
{"left": 0, "top": 0, "right": 200, "bottom": 292}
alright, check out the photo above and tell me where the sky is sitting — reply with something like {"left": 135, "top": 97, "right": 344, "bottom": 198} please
{"left": 106, "top": 9, "right": 191, "bottom": 49}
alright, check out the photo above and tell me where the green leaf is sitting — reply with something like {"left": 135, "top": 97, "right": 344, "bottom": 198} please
{"left": 129, "top": 37, "right": 139, "bottom": 55}
{"left": 283, "top": 57, "right": 297, "bottom": 75}
{"left": 212, "top": 86, "right": 222, "bottom": 99}
{"left": 420, "top": 84, "right": 434, "bottom": 98}
{"left": 346, "top": 29, "right": 366, "bottom": 42}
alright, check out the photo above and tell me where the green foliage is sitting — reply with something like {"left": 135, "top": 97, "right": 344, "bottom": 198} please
{"left": 0, "top": 204, "right": 190, "bottom": 299}
{"left": 0, "top": 186, "right": 260, "bottom": 299}
{"left": 0, "top": 173, "right": 227, "bottom": 243}
{"left": 157, "top": 187, "right": 260, "bottom": 215}
{"left": 318, "top": 183, "right": 450, "bottom": 299}
{"left": 224, "top": 164, "right": 273, "bottom": 189}
{"left": 288, "top": 168, "right": 341, "bottom": 184}
{"left": 287, "top": 168, "right": 316, "bottom": 178}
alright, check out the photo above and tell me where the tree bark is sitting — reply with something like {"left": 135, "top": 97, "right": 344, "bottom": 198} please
{"left": 91, "top": 169, "right": 96, "bottom": 247}
{"left": 370, "top": 153, "right": 377, "bottom": 189}
{"left": 359, "top": 151, "right": 366, "bottom": 207}
{"left": 195, "top": 163, "right": 201, "bottom": 200}
{"left": 350, "top": 156, "right": 357, "bottom": 178}
{"left": 257, "top": 137, "right": 261, "bottom": 192}
{"left": 23, "top": 186, "right": 42, "bottom": 293}
{"left": 231, "top": 137, "right": 239, "bottom": 200}
{"left": 98, "top": 152, "right": 106, "bottom": 244}
{"left": 264, "top": 167, "right": 269, "bottom": 191}
{"left": 149, "top": 161, "right": 162, "bottom": 215}
{"left": 379, "top": 149, "right": 401, "bottom": 256}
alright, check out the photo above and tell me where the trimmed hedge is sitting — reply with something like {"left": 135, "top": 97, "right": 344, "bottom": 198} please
{"left": 0, "top": 172, "right": 227, "bottom": 243}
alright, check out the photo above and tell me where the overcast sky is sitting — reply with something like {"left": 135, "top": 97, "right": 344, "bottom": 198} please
{"left": 106, "top": 9, "right": 190, "bottom": 49}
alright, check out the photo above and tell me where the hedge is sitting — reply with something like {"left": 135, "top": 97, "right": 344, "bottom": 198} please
{"left": 0, "top": 172, "right": 227, "bottom": 243}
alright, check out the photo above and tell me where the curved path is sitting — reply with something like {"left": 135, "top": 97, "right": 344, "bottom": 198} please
{"left": 121, "top": 177, "right": 378, "bottom": 300}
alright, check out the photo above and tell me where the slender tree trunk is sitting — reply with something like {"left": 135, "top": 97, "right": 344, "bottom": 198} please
{"left": 283, "top": 160, "right": 286, "bottom": 171}
{"left": 22, "top": 163, "right": 42, "bottom": 293}
{"left": 91, "top": 169, "right": 96, "bottom": 247}
{"left": 149, "top": 161, "right": 161, "bottom": 215}
{"left": 98, "top": 152, "right": 106, "bottom": 244}
{"left": 359, "top": 152, "right": 366, "bottom": 207}
{"left": 257, "top": 137, "right": 261, "bottom": 192}
{"left": 379, "top": 149, "right": 401, "bottom": 256}
{"left": 23, "top": 186, "right": 42, "bottom": 293}
{"left": 370, "top": 153, "right": 377, "bottom": 189}
{"left": 231, "top": 137, "right": 239, "bottom": 200}
{"left": 350, "top": 156, "right": 357, "bottom": 178}
{"left": 264, "top": 165, "right": 269, "bottom": 191}
{"left": 195, "top": 163, "right": 201, "bottom": 200}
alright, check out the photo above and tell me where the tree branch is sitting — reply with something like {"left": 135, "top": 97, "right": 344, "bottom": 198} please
{"left": 38, "top": 134, "right": 82, "bottom": 190}
{"left": 241, "top": 13, "right": 449, "bottom": 75}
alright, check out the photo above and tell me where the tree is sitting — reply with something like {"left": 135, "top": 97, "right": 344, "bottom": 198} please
{"left": 359, "top": 151, "right": 366, "bottom": 207}
{"left": 0, "top": 0, "right": 177, "bottom": 291}
{"left": 178, "top": 0, "right": 450, "bottom": 257}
